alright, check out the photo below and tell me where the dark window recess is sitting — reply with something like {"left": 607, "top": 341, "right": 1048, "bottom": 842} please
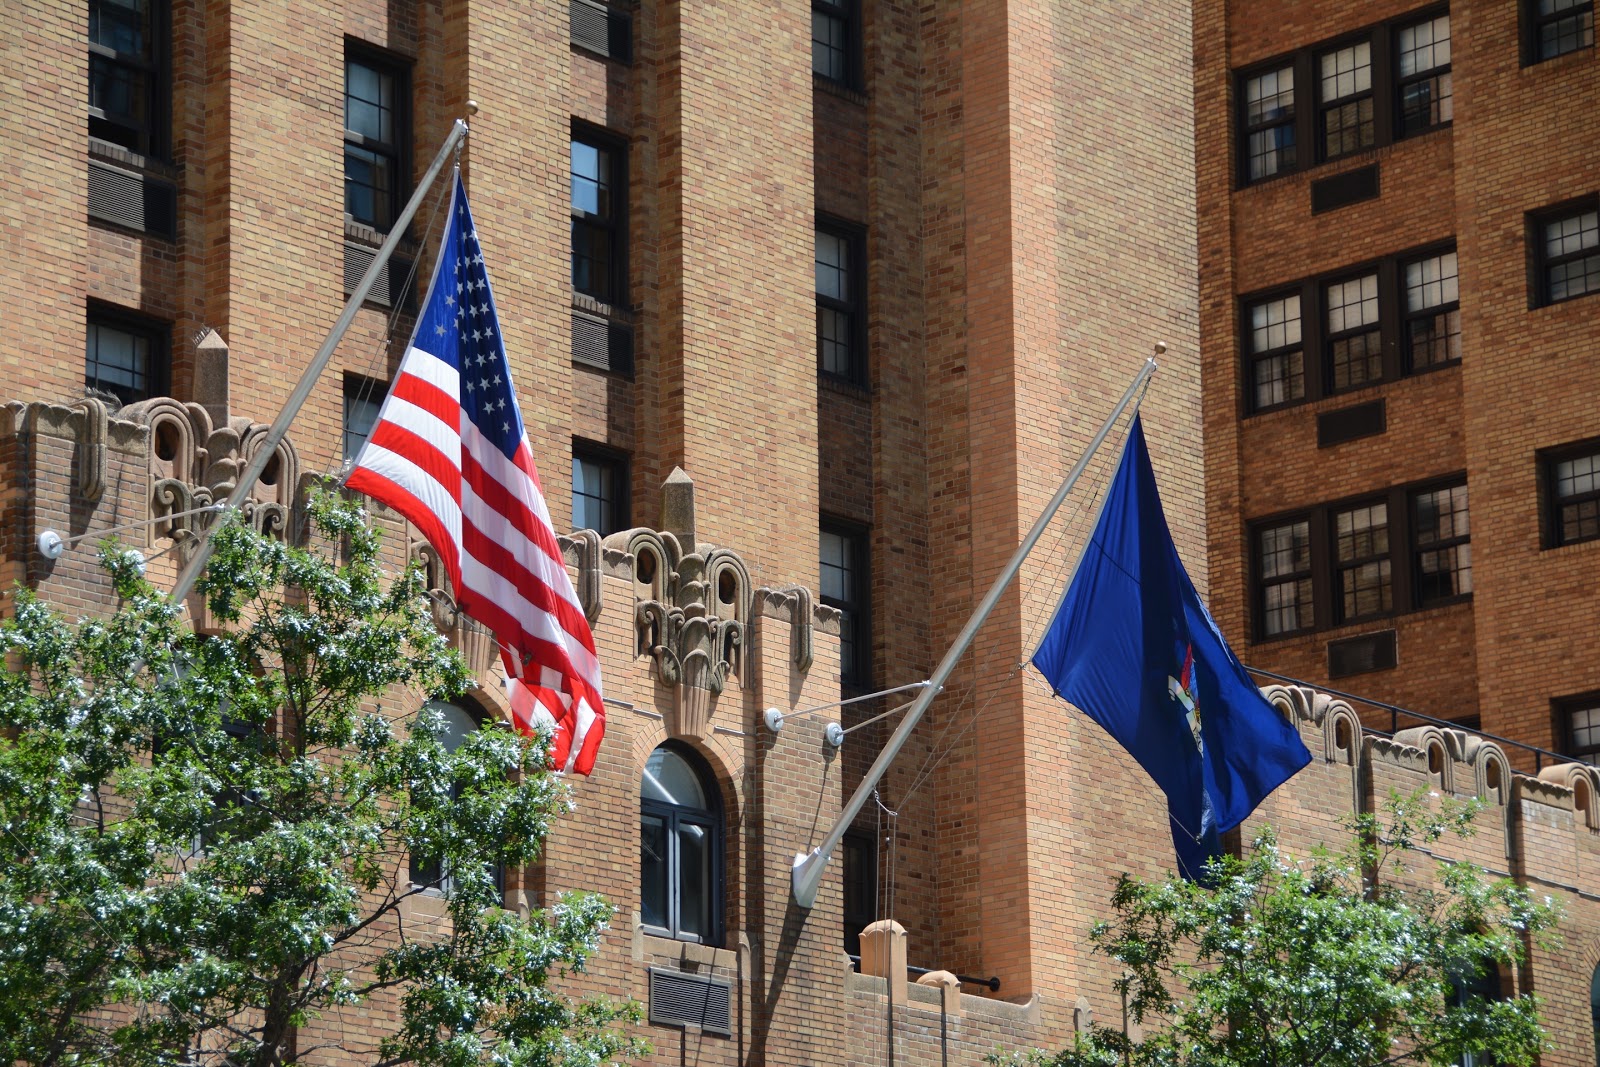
{"left": 343, "top": 242, "right": 415, "bottom": 309}
{"left": 572, "top": 443, "right": 629, "bottom": 536}
{"left": 1527, "top": 0, "right": 1595, "bottom": 62}
{"left": 86, "top": 306, "right": 169, "bottom": 406}
{"left": 89, "top": 0, "right": 167, "bottom": 157}
{"left": 842, "top": 831, "right": 877, "bottom": 958}
{"left": 1531, "top": 201, "right": 1600, "bottom": 307}
{"left": 570, "top": 0, "right": 632, "bottom": 62}
{"left": 343, "top": 373, "right": 387, "bottom": 462}
{"left": 821, "top": 520, "right": 870, "bottom": 687}
{"left": 1318, "top": 400, "right": 1387, "bottom": 448}
{"left": 1310, "top": 164, "right": 1380, "bottom": 214}
{"left": 1235, "top": 12, "right": 1449, "bottom": 187}
{"left": 1327, "top": 630, "right": 1398, "bottom": 679}
{"left": 408, "top": 701, "right": 505, "bottom": 898}
{"left": 1543, "top": 442, "right": 1600, "bottom": 548}
{"left": 1412, "top": 482, "right": 1472, "bottom": 605}
{"left": 1256, "top": 519, "right": 1314, "bottom": 638}
{"left": 88, "top": 158, "right": 177, "bottom": 239}
{"left": 344, "top": 51, "right": 410, "bottom": 232}
{"left": 1241, "top": 241, "right": 1459, "bottom": 416}
{"left": 648, "top": 968, "right": 732, "bottom": 1036}
{"left": 571, "top": 310, "right": 633, "bottom": 375}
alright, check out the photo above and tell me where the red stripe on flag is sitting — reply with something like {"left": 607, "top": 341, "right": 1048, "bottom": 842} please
{"left": 344, "top": 466, "right": 465, "bottom": 596}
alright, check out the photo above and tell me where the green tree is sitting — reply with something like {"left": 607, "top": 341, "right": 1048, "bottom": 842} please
{"left": 1020, "top": 796, "right": 1558, "bottom": 1067}
{"left": 0, "top": 495, "right": 644, "bottom": 1067}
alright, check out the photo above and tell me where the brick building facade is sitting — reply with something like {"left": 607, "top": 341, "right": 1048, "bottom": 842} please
{"left": 4, "top": 0, "right": 1600, "bottom": 1064}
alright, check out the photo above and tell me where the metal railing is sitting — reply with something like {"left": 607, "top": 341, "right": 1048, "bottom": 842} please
{"left": 1245, "top": 665, "right": 1576, "bottom": 774}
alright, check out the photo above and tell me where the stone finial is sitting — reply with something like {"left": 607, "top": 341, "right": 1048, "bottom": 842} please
{"left": 860, "top": 919, "right": 907, "bottom": 1004}
{"left": 1073, "top": 996, "right": 1093, "bottom": 1032}
{"left": 917, "top": 970, "right": 962, "bottom": 1018}
{"left": 193, "top": 328, "right": 230, "bottom": 431}
{"left": 661, "top": 467, "right": 695, "bottom": 553}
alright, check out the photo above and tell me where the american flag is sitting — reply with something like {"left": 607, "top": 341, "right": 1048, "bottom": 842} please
{"left": 345, "top": 172, "right": 605, "bottom": 774}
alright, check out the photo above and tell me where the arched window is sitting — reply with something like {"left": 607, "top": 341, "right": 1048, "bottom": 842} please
{"left": 411, "top": 700, "right": 502, "bottom": 898}
{"left": 640, "top": 743, "right": 723, "bottom": 944}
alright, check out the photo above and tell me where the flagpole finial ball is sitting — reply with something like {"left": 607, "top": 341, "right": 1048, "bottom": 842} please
{"left": 466, "top": 100, "right": 480, "bottom": 116}
{"left": 1153, "top": 341, "right": 1167, "bottom": 356}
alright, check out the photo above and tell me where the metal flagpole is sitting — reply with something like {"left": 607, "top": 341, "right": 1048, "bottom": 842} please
{"left": 166, "top": 116, "right": 472, "bottom": 608}
{"left": 791, "top": 353, "right": 1159, "bottom": 908}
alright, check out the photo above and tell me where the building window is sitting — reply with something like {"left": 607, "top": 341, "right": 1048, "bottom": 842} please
{"left": 1318, "top": 41, "right": 1375, "bottom": 161}
{"left": 1528, "top": 0, "right": 1594, "bottom": 62}
{"left": 1257, "top": 520, "right": 1313, "bottom": 637}
{"left": 1242, "top": 241, "right": 1459, "bottom": 414}
{"left": 1561, "top": 697, "right": 1600, "bottom": 765}
{"left": 1545, "top": 443, "right": 1600, "bottom": 547}
{"left": 86, "top": 306, "right": 167, "bottom": 406}
{"left": 571, "top": 131, "right": 625, "bottom": 306}
{"left": 343, "top": 374, "right": 386, "bottom": 461}
{"left": 1533, "top": 201, "right": 1600, "bottom": 306}
{"left": 816, "top": 223, "right": 865, "bottom": 383}
{"left": 89, "top": 0, "right": 166, "bottom": 156}
{"left": 1236, "top": 12, "right": 1454, "bottom": 186}
{"left": 1251, "top": 475, "right": 1473, "bottom": 640}
{"left": 572, "top": 444, "right": 628, "bottom": 536}
{"left": 1412, "top": 481, "right": 1471, "bottom": 605}
{"left": 1243, "top": 65, "right": 1297, "bottom": 183}
{"left": 1324, "top": 273, "right": 1382, "bottom": 392}
{"left": 821, "top": 521, "right": 868, "bottom": 686}
{"left": 1334, "top": 501, "right": 1391, "bottom": 623}
{"left": 1246, "top": 293, "right": 1305, "bottom": 411}
{"left": 640, "top": 743, "right": 723, "bottom": 944}
{"left": 842, "top": 831, "right": 877, "bottom": 958}
{"left": 344, "top": 51, "right": 408, "bottom": 232}
{"left": 1396, "top": 14, "right": 1453, "bottom": 136}
{"left": 1403, "top": 249, "right": 1461, "bottom": 370}
{"left": 1589, "top": 963, "right": 1600, "bottom": 1066}
{"left": 410, "top": 701, "right": 504, "bottom": 898}
{"left": 812, "top": 0, "right": 855, "bottom": 86}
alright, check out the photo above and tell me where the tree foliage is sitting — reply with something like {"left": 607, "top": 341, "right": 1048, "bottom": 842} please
{"left": 1018, "top": 796, "right": 1558, "bottom": 1067}
{"left": 0, "top": 495, "right": 644, "bottom": 1067}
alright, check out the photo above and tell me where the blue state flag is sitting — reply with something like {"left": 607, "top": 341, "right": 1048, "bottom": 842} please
{"left": 1031, "top": 416, "right": 1311, "bottom": 879}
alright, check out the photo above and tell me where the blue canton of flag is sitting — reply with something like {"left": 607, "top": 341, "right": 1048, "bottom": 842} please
{"left": 441, "top": 194, "right": 523, "bottom": 458}
{"left": 1031, "top": 416, "right": 1311, "bottom": 879}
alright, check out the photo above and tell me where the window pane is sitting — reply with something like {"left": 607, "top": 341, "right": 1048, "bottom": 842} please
{"left": 343, "top": 387, "right": 382, "bottom": 461}
{"left": 1558, "top": 454, "right": 1600, "bottom": 499}
{"left": 1326, "top": 274, "right": 1379, "bottom": 333}
{"left": 571, "top": 141, "right": 611, "bottom": 217}
{"left": 572, "top": 219, "right": 612, "bottom": 301}
{"left": 1405, "top": 252, "right": 1459, "bottom": 311}
{"left": 1330, "top": 329, "right": 1382, "bottom": 390}
{"left": 640, "top": 813, "right": 668, "bottom": 929}
{"left": 345, "top": 60, "right": 394, "bottom": 143}
{"left": 1246, "top": 66, "right": 1294, "bottom": 125}
{"left": 1320, "top": 42, "right": 1372, "bottom": 101}
{"left": 1247, "top": 126, "right": 1296, "bottom": 181}
{"left": 1336, "top": 502, "right": 1389, "bottom": 561}
{"left": 345, "top": 144, "right": 393, "bottom": 227}
{"left": 1250, "top": 293, "right": 1302, "bottom": 352}
{"left": 1254, "top": 350, "right": 1305, "bottom": 409}
{"left": 1398, "top": 15, "right": 1451, "bottom": 75}
{"left": 1538, "top": 2, "right": 1595, "bottom": 59}
{"left": 573, "top": 453, "right": 621, "bottom": 535}
{"left": 86, "top": 321, "right": 152, "bottom": 402}
{"left": 816, "top": 230, "right": 849, "bottom": 300}
{"left": 1547, "top": 210, "right": 1599, "bottom": 259}
{"left": 820, "top": 529, "right": 852, "bottom": 602}
{"left": 1263, "top": 578, "right": 1313, "bottom": 636}
{"left": 676, "top": 819, "right": 711, "bottom": 939}
{"left": 820, "top": 307, "right": 853, "bottom": 377}
{"left": 1414, "top": 485, "right": 1469, "bottom": 545}
{"left": 642, "top": 747, "right": 708, "bottom": 808}
{"left": 1260, "top": 521, "right": 1311, "bottom": 579}
{"left": 812, "top": 10, "right": 847, "bottom": 81}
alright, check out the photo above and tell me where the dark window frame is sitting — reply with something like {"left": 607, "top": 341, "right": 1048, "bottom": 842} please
{"left": 85, "top": 301, "right": 170, "bottom": 406}
{"left": 1523, "top": 0, "right": 1595, "bottom": 63}
{"left": 816, "top": 218, "right": 868, "bottom": 386}
{"left": 842, "top": 830, "right": 877, "bottom": 958}
{"left": 1241, "top": 241, "right": 1457, "bottom": 416}
{"left": 639, "top": 742, "right": 726, "bottom": 946}
{"left": 1234, "top": 6, "right": 1451, "bottom": 188}
{"left": 571, "top": 439, "right": 631, "bottom": 537}
{"left": 88, "top": 0, "right": 170, "bottom": 158}
{"left": 1316, "top": 31, "right": 1384, "bottom": 163}
{"left": 820, "top": 517, "right": 871, "bottom": 688}
{"left": 1254, "top": 517, "right": 1315, "bottom": 639}
{"left": 1409, "top": 477, "right": 1473, "bottom": 608}
{"left": 1249, "top": 473, "right": 1470, "bottom": 642}
{"left": 342, "top": 372, "right": 388, "bottom": 462}
{"left": 343, "top": 43, "right": 412, "bottom": 234}
{"left": 570, "top": 123, "right": 629, "bottom": 310}
{"left": 1331, "top": 496, "right": 1394, "bottom": 625}
{"left": 1395, "top": 10, "right": 1454, "bottom": 137}
{"left": 1558, "top": 693, "right": 1600, "bottom": 766}
{"left": 811, "top": 0, "right": 862, "bottom": 90}
{"left": 1540, "top": 437, "right": 1600, "bottom": 548}
{"left": 1400, "top": 245, "right": 1462, "bottom": 372}
{"left": 1529, "top": 196, "right": 1600, "bottom": 308}
{"left": 1322, "top": 267, "right": 1387, "bottom": 395}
